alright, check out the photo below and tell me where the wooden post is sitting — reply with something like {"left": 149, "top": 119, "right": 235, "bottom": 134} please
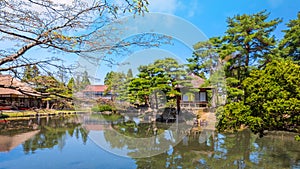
{"left": 176, "top": 95, "right": 181, "bottom": 115}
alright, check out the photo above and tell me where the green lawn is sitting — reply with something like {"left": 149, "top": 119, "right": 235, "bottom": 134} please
{"left": 1, "top": 109, "right": 89, "bottom": 119}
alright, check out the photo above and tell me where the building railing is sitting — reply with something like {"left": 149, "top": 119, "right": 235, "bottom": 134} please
{"left": 180, "top": 101, "right": 208, "bottom": 109}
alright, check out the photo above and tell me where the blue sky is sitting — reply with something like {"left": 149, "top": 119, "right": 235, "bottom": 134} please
{"left": 148, "top": 0, "right": 299, "bottom": 39}
{"left": 18, "top": 0, "right": 300, "bottom": 84}
{"left": 93, "top": 0, "right": 300, "bottom": 83}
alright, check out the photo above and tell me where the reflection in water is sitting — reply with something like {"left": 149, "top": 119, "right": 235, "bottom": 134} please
{"left": 96, "top": 116, "right": 300, "bottom": 169}
{"left": 84, "top": 113, "right": 194, "bottom": 158}
{"left": 82, "top": 113, "right": 300, "bottom": 168}
{"left": 133, "top": 130, "right": 300, "bottom": 169}
{"left": 22, "top": 116, "right": 88, "bottom": 154}
{"left": 0, "top": 130, "right": 40, "bottom": 152}
{"left": 101, "top": 122, "right": 193, "bottom": 158}
{"left": 0, "top": 118, "right": 41, "bottom": 152}
{"left": 0, "top": 115, "right": 299, "bottom": 169}
{"left": 0, "top": 116, "right": 88, "bottom": 154}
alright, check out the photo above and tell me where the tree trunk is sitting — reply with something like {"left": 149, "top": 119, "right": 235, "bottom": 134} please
{"left": 154, "top": 91, "right": 158, "bottom": 110}
{"left": 176, "top": 95, "right": 181, "bottom": 115}
{"left": 211, "top": 88, "right": 217, "bottom": 109}
{"left": 46, "top": 100, "right": 49, "bottom": 109}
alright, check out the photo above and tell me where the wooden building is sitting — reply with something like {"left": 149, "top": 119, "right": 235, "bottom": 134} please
{"left": 82, "top": 85, "right": 112, "bottom": 100}
{"left": 177, "top": 74, "right": 213, "bottom": 110}
{"left": 0, "top": 75, "right": 42, "bottom": 110}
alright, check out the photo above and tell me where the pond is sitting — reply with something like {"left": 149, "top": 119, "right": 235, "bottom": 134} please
{"left": 0, "top": 115, "right": 299, "bottom": 169}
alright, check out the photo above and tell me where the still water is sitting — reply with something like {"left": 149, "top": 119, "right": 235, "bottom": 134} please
{"left": 0, "top": 115, "right": 299, "bottom": 169}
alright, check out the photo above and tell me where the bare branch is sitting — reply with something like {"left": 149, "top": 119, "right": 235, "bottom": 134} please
{"left": 0, "top": 0, "right": 153, "bottom": 72}
{"left": 0, "top": 41, "right": 41, "bottom": 65}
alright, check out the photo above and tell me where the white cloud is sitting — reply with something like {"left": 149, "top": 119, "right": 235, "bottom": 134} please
{"left": 149, "top": 0, "right": 201, "bottom": 18}
{"left": 187, "top": 0, "right": 198, "bottom": 18}
{"left": 147, "top": 0, "right": 179, "bottom": 14}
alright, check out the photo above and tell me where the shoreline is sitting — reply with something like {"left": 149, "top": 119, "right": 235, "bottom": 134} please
{"left": 0, "top": 110, "right": 89, "bottom": 120}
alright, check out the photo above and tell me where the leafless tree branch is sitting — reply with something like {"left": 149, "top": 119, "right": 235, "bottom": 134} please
{"left": 0, "top": 0, "right": 155, "bottom": 74}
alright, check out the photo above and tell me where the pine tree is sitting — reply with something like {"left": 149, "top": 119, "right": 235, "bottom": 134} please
{"left": 66, "top": 77, "right": 75, "bottom": 97}
{"left": 128, "top": 58, "right": 189, "bottom": 107}
{"left": 187, "top": 37, "right": 222, "bottom": 78}
{"left": 104, "top": 71, "right": 126, "bottom": 101}
{"left": 22, "top": 65, "right": 40, "bottom": 82}
{"left": 81, "top": 71, "right": 91, "bottom": 88}
{"left": 126, "top": 68, "right": 133, "bottom": 79}
{"left": 217, "top": 59, "right": 300, "bottom": 137}
{"left": 223, "top": 10, "right": 281, "bottom": 102}
{"left": 279, "top": 12, "right": 300, "bottom": 63}
{"left": 185, "top": 10, "right": 300, "bottom": 140}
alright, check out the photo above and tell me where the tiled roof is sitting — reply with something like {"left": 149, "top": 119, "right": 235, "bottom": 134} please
{"left": 83, "top": 85, "right": 108, "bottom": 92}
{"left": 0, "top": 88, "right": 23, "bottom": 95}
{"left": 176, "top": 74, "right": 207, "bottom": 89}
{"left": 189, "top": 73, "right": 205, "bottom": 88}
{"left": 0, "top": 75, "right": 41, "bottom": 96}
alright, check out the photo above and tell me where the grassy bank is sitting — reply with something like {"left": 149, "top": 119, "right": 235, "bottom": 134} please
{"left": 1, "top": 110, "right": 89, "bottom": 120}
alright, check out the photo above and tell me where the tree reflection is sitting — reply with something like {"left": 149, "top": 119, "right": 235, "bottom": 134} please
{"left": 87, "top": 113, "right": 300, "bottom": 168}
{"left": 132, "top": 130, "right": 300, "bottom": 169}
{"left": 102, "top": 119, "right": 192, "bottom": 158}
{"left": 22, "top": 116, "right": 89, "bottom": 154}
{"left": 254, "top": 133, "right": 300, "bottom": 168}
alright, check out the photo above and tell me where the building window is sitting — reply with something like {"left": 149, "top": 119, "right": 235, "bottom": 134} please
{"left": 182, "top": 94, "right": 189, "bottom": 101}
{"left": 182, "top": 93, "right": 196, "bottom": 102}
{"left": 199, "top": 92, "right": 206, "bottom": 102}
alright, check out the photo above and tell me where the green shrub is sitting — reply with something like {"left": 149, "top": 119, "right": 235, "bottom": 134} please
{"left": 91, "top": 104, "right": 116, "bottom": 112}
{"left": 0, "top": 113, "right": 9, "bottom": 119}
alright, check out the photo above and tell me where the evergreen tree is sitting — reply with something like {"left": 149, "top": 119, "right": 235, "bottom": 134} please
{"left": 81, "top": 71, "right": 91, "bottom": 88}
{"left": 279, "top": 12, "right": 300, "bottom": 63}
{"left": 183, "top": 10, "right": 300, "bottom": 141}
{"left": 217, "top": 59, "right": 300, "bottom": 137}
{"left": 128, "top": 65, "right": 152, "bottom": 106}
{"left": 126, "top": 68, "right": 133, "bottom": 79}
{"left": 104, "top": 71, "right": 126, "bottom": 101}
{"left": 186, "top": 10, "right": 300, "bottom": 139}
{"left": 67, "top": 77, "right": 75, "bottom": 90}
{"left": 22, "top": 65, "right": 40, "bottom": 82}
{"left": 223, "top": 10, "right": 281, "bottom": 102}
{"left": 187, "top": 37, "right": 228, "bottom": 108}
{"left": 33, "top": 75, "right": 68, "bottom": 109}
{"left": 224, "top": 10, "right": 281, "bottom": 72}
{"left": 104, "top": 71, "right": 114, "bottom": 86}
{"left": 66, "top": 77, "right": 75, "bottom": 97}
{"left": 22, "top": 65, "right": 73, "bottom": 109}
{"left": 23, "top": 65, "right": 32, "bottom": 82}
{"left": 187, "top": 37, "right": 222, "bottom": 79}
{"left": 73, "top": 71, "right": 91, "bottom": 91}
{"left": 128, "top": 58, "right": 189, "bottom": 107}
